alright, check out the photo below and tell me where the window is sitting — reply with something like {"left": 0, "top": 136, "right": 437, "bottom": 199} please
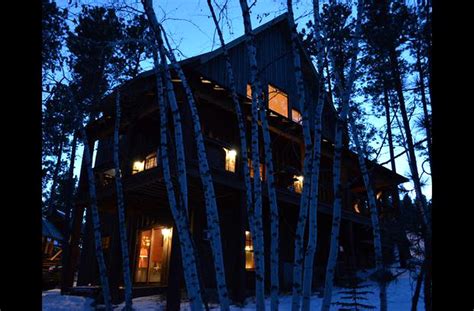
{"left": 145, "top": 152, "right": 157, "bottom": 170}
{"left": 292, "top": 109, "right": 302, "bottom": 124}
{"left": 268, "top": 85, "right": 288, "bottom": 118}
{"left": 248, "top": 159, "right": 265, "bottom": 181}
{"left": 293, "top": 175, "right": 304, "bottom": 194}
{"left": 223, "top": 148, "right": 237, "bottom": 173}
{"left": 247, "top": 84, "right": 252, "bottom": 99}
{"left": 135, "top": 227, "right": 173, "bottom": 284}
{"left": 245, "top": 231, "right": 255, "bottom": 270}
{"left": 132, "top": 160, "right": 144, "bottom": 175}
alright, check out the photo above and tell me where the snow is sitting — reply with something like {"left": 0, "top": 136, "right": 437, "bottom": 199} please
{"left": 43, "top": 269, "right": 423, "bottom": 310}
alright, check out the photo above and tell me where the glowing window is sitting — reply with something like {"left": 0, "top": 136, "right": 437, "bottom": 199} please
{"left": 248, "top": 159, "right": 265, "bottom": 181}
{"left": 354, "top": 203, "right": 361, "bottom": 213}
{"left": 132, "top": 160, "right": 145, "bottom": 175}
{"left": 145, "top": 152, "right": 157, "bottom": 170}
{"left": 223, "top": 148, "right": 237, "bottom": 173}
{"left": 293, "top": 175, "right": 304, "bottom": 194}
{"left": 292, "top": 109, "right": 302, "bottom": 124}
{"left": 246, "top": 84, "right": 252, "bottom": 99}
{"left": 245, "top": 231, "right": 255, "bottom": 270}
{"left": 268, "top": 85, "right": 288, "bottom": 118}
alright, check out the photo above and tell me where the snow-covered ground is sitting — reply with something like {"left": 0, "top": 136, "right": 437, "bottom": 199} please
{"left": 43, "top": 269, "right": 423, "bottom": 310}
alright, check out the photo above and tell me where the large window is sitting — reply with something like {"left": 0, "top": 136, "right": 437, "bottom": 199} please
{"left": 133, "top": 152, "right": 157, "bottom": 175}
{"left": 135, "top": 227, "right": 173, "bottom": 284}
{"left": 268, "top": 85, "right": 289, "bottom": 118}
{"left": 245, "top": 231, "right": 255, "bottom": 270}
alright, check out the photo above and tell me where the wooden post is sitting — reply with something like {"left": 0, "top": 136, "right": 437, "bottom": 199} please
{"left": 108, "top": 213, "right": 122, "bottom": 304}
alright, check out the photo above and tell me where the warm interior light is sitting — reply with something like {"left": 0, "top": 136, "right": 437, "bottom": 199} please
{"left": 354, "top": 203, "right": 361, "bottom": 213}
{"left": 223, "top": 148, "right": 237, "bottom": 173}
{"left": 171, "top": 79, "right": 181, "bottom": 82}
{"left": 132, "top": 160, "right": 145, "bottom": 174}
{"left": 201, "top": 78, "right": 212, "bottom": 84}
{"left": 161, "top": 228, "right": 172, "bottom": 239}
{"left": 294, "top": 175, "right": 304, "bottom": 194}
{"left": 376, "top": 191, "right": 382, "bottom": 200}
{"left": 244, "top": 230, "right": 255, "bottom": 270}
{"left": 139, "top": 247, "right": 148, "bottom": 258}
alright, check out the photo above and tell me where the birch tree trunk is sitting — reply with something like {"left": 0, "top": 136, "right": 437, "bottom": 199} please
{"left": 141, "top": 0, "right": 188, "bottom": 217}
{"left": 206, "top": 0, "right": 257, "bottom": 292}
{"left": 153, "top": 50, "right": 204, "bottom": 311}
{"left": 112, "top": 90, "right": 133, "bottom": 310}
{"left": 348, "top": 116, "right": 387, "bottom": 311}
{"left": 301, "top": 1, "right": 326, "bottom": 309}
{"left": 321, "top": 1, "right": 363, "bottom": 309}
{"left": 157, "top": 26, "right": 230, "bottom": 311}
{"left": 79, "top": 126, "right": 112, "bottom": 311}
{"left": 238, "top": 1, "right": 266, "bottom": 309}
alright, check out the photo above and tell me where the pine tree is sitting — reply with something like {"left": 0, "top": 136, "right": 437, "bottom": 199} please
{"left": 332, "top": 271, "right": 376, "bottom": 311}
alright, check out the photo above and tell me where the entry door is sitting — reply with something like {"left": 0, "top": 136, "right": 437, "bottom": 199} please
{"left": 135, "top": 226, "right": 173, "bottom": 284}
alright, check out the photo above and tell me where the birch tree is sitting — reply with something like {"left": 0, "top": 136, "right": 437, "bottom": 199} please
{"left": 320, "top": 0, "right": 363, "bottom": 309}
{"left": 205, "top": 0, "right": 257, "bottom": 292}
{"left": 301, "top": 1, "right": 327, "bottom": 309}
{"left": 153, "top": 49, "right": 204, "bottom": 311}
{"left": 237, "top": 1, "right": 267, "bottom": 309}
{"left": 142, "top": 1, "right": 230, "bottom": 308}
{"left": 112, "top": 90, "right": 133, "bottom": 310}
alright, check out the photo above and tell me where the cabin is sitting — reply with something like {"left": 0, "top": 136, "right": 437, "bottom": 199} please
{"left": 62, "top": 13, "right": 408, "bottom": 304}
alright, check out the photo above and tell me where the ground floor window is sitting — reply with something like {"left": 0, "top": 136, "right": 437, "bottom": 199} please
{"left": 135, "top": 226, "right": 173, "bottom": 284}
{"left": 245, "top": 230, "right": 255, "bottom": 271}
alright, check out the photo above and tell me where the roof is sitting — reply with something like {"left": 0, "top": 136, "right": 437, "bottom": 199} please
{"left": 42, "top": 217, "right": 64, "bottom": 242}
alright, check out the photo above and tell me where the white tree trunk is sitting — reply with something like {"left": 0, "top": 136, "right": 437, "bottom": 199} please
{"left": 79, "top": 126, "right": 113, "bottom": 311}
{"left": 206, "top": 0, "right": 257, "bottom": 288}
{"left": 153, "top": 50, "right": 204, "bottom": 311}
{"left": 301, "top": 2, "right": 326, "bottom": 309}
{"left": 159, "top": 28, "right": 230, "bottom": 309}
{"left": 238, "top": 1, "right": 266, "bottom": 309}
{"left": 286, "top": 2, "right": 316, "bottom": 309}
{"left": 113, "top": 90, "right": 133, "bottom": 310}
{"left": 321, "top": 1, "right": 363, "bottom": 310}
{"left": 142, "top": 0, "right": 188, "bottom": 217}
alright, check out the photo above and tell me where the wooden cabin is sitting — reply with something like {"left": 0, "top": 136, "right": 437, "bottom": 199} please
{"left": 64, "top": 13, "right": 408, "bottom": 303}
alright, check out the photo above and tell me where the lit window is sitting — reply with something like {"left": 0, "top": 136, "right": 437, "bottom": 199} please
{"left": 223, "top": 148, "right": 237, "bottom": 173}
{"left": 292, "top": 109, "right": 302, "bottom": 124}
{"left": 268, "top": 85, "right": 288, "bottom": 118}
{"left": 245, "top": 231, "right": 255, "bottom": 270}
{"left": 132, "top": 160, "right": 145, "bottom": 174}
{"left": 135, "top": 227, "right": 173, "bottom": 284}
{"left": 376, "top": 191, "right": 382, "bottom": 200}
{"left": 354, "top": 203, "right": 361, "bottom": 213}
{"left": 246, "top": 84, "right": 252, "bottom": 99}
{"left": 145, "top": 152, "right": 157, "bottom": 170}
{"left": 248, "top": 159, "right": 265, "bottom": 181}
{"left": 294, "top": 175, "right": 304, "bottom": 194}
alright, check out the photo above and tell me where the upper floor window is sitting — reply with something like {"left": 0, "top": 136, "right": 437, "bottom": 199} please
{"left": 133, "top": 152, "right": 157, "bottom": 175}
{"left": 223, "top": 148, "right": 237, "bottom": 173}
{"left": 145, "top": 152, "right": 157, "bottom": 170}
{"left": 291, "top": 109, "right": 302, "bottom": 124}
{"left": 268, "top": 85, "right": 288, "bottom": 118}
